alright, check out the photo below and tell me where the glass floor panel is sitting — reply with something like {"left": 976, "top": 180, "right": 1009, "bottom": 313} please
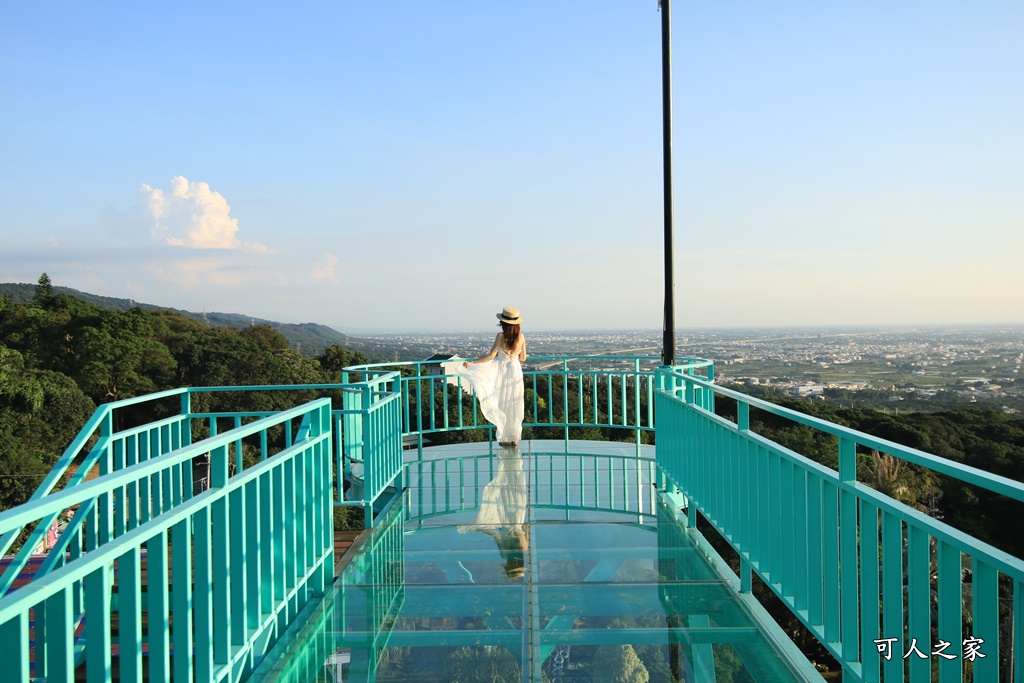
{"left": 252, "top": 443, "right": 822, "bottom": 683}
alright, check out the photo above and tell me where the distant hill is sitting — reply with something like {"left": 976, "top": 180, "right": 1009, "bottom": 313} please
{"left": 0, "top": 282, "right": 383, "bottom": 359}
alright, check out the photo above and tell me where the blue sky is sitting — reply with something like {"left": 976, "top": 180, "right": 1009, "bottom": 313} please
{"left": 1, "top": 1, "right": 1021, "bottom": 332}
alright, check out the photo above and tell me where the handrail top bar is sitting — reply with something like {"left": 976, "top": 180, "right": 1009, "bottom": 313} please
{"left": 99, "top": 387, "right": 187, "bottom": 409}
{"left": 342, "top": 354, "right": 712, "bottom": 373}
{"left": 659, "top": 368, "right": 1024, "bottom": 504}
{"left": 0, "top": 398, "right": 332, "bottom": 534}
{"left": 186, "top": 376, "right": 400, "bottom": 394}
{"left": 28, "top": 387, "right": 191, "bottom": 503}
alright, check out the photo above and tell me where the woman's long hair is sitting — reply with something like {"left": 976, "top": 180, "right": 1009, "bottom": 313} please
{"left": 499, "top": 321, "right": 520, "bottom": 351}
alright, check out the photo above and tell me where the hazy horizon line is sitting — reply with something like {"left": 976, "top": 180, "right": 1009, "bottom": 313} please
{"left": 340, "top": 322, "right": 1024, "bottom": 336}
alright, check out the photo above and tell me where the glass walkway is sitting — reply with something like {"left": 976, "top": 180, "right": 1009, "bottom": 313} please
{"left": 251, "top": 441, "right": 822, "bottom": 683}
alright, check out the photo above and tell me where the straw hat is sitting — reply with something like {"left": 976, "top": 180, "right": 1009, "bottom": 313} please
{"left": 496, "top": 306, "right": 522, "bottom": 325}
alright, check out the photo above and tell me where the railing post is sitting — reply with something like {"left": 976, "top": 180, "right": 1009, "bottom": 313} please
{"left": 210, "top": 444, "right": 228, "bottom": 488}
{"left": 362, "top": 382, "right": 376, "bottom": 529}
{"left": 737, "top": 402, "right": 750, "bottom": 431}
{"left": 838, "top": 437, "right": 860, "bottom": 671}
{"left": 563, "top": 358, "right": 570, "bottom": 450}
{"left": 99, "top": 410, "right": 114, "bottom": 546}
{"left": 634, "top": 358, "right": 642, "bottom": 456}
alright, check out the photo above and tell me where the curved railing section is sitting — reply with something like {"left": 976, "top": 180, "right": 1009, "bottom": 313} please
{"left": 0, "top": 398, "right": 335, "bottom": 682}
{"left": 655, "top": 367, "right": 1024, "bottom": 683}
{"left": 402, "top": 451, "right": 660, "bottom": 524}
{"left": 343, "top": 355, "right": 714, "bottom": 442}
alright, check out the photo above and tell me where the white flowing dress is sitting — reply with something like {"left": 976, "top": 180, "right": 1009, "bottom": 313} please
{"left": 461, "top": 343, "right": 525, "bottom": 444}
{"left": 458, "top": 445, "right": 527, "bottom": 533}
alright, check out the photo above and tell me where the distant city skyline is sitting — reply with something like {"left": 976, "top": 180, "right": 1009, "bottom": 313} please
{"left": 2, "top": 2, "right": 1021, "bottom": 331}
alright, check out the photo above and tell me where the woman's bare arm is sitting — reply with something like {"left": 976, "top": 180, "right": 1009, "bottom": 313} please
{"left": 518, "top": 335, "right": 527, "bottom": 362}
{"left": 464, "top": 333, "right": 503, "bottom": 367}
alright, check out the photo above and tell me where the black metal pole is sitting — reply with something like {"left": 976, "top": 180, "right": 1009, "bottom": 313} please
{"left": 660, "top": 0, "right": 676, "bottom": 366}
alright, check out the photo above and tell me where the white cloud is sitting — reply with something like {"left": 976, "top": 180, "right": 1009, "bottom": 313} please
{"left": 312, "top": 252, "right": 340, "bottom": 286}
{"left": 141, "top": 176, "right": 268, "bottom": 252}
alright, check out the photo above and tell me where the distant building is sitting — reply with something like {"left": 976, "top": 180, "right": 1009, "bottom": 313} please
{"left": 424, "top": 353, "right": 467, "bottom": 390}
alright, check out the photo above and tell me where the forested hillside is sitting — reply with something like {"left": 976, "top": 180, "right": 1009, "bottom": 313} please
{"left": 0, "top": 279, "right": 370, "bottom": 357}
{"left": 0, "top": 277, "right": 368, "bottom": 511}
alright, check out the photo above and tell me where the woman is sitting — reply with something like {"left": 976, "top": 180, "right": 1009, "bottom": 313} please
{"left": 462, "top": 306, "right": 527, "bottom": 446}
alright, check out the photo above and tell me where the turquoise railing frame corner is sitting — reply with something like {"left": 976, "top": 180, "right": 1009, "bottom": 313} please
{"left": 337, "top": 371, "right": 405, "bottom": 528}
{"left": 654, "top": 366, "right": 1024, "bottom": 683}
{"left": 0, "top": 396, "right": 336, "bottom": 683}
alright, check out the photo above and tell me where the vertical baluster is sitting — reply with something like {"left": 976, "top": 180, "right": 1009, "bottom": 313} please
{"left": 822, "top": 480, "right": 840, "bottom": 645}
{"left": 147, "top": 530, "right": 171, "bottom": 682}
{"left": 192, "top": 505, "right": 214, "bottom": 681}
{"left": 172, "top": 518, "right": 194, "bottom": 681}
{"left": 210, "top": 444, "right": 231, "bottom": 668}
{"left": 907, "top": 525, "right": 930, "bottom": 683}
{"left": 0, "top": 613, "right": 29, "bottom": 682}
{"left": 1014, "top": 578, "right": 1023, "bottom": 683}
{"left": 971, "top": 559, "right": 998, "bottom": 683}
{"left": 227, "top": 486, "right": 247, "bottom": 646}
{"left": 118, "top": 547, "right": 143, "bottom": 682}
{"left": 45, "top": 586, "right": 74, "bottom": 682}
{"left": 260, "top": 470, "right": 274, "bottom": 617}
{"left": 839, "top": 439, "right": 859, "bottom": 668}
{"left": 273, "top": 464, "right": 286, "bottom": 600}
{"left": 138, "top": 432, "right": 151, "bottom": 524}
{"left": 160, "top": 425, "right": 172, "bottom": 513}
{"left": 294, "top": 450, "right": 309, "bottom": 585}
{"left": 792, "top": 465, "right": 808, "bottom": 613}
{"left": 245, "top": 479, "right": 262, "bottom": 625}
{"left": 936, "top": 541, "right": 962, "bottom": 683}
{"left": 152, "top": 436, "right": 165, "bottom": 516}
{"left": 806, "top": 475, "right": 823, "bottom": 631}
{"left": 86, "top": 564, "right": 113, "bottom": 681}
{"left": 126, "top": 435, "right": 138, "bottom": 531}
{"left": 781, "top": 458, "right": 795, "bottom": 594}
{"left": 880, "top": 511, "right": 904, "bottom": 682}
{"left": 859, "top": 501, "right": 881, "bottom": 683}
{"left": 114, "top": 438, "right": 126, "bottom": 537}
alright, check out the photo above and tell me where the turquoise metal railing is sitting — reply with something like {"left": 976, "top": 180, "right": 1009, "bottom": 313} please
{"left": 403, "top": 451, "right": 660, "bottom": 523}
{"left": 336, "top": 372, "right": 405, "bottom": 526}
{"left": 252, "top": 491, "right": 407, "bottom": 682}
{"left": 655, "top": 368, "right": 1024, "bottom": 683}
{"left": 0, "top": 384, "right": 349, "bottom": 591}
{"left": 337, "top": 493, "right": 406, "bottom": 680}
{"left": 344, "top": 355, "right": 713, "bottom": 445}
{"left": 0, "top": 389, "right": 194, "bottom": 596}
{"left": 333, "top": 356, "right": 711, "bottom": 526}
{"left": 0, "top": 398, "right": 335, "bottom": 683}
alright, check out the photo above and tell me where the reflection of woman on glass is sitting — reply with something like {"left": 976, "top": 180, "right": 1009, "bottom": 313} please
{"left": 459, "top": 444, "right": 529, "bottom": 580}
{"left": 462, "top": 307, "right": 526, "bottom": 446}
